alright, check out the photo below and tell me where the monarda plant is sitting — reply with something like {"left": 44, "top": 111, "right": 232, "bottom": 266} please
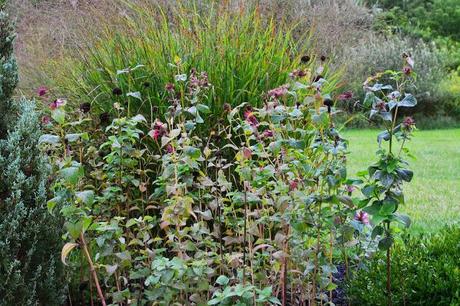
{"left": 42, "top": 56, "right": 361, "bottom": 305}
{"left": 358, "top": 54, "right": 417, "bottom": 305}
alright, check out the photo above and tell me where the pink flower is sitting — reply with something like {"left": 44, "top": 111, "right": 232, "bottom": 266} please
{"left": 375, "top": 100, "right": 386, "bottom": 111}
{"left": 345, "top": 185, "right": 356, "bottom": 193}
{"left": 148, "top": 120, "right": 167, "bottom": 141}
{"left": 165, "top": 83, "right": 175, "bottom": 92}
{"left": 262, "top": 129, "right": 274, "bottom": 138}
{"left": 37, "top": 86, "right": 48, "bottom": 97}
{"left": 403, "top": 66, "right": 412, "bottom": 75}
{"left": 403, "top": 116, "right": 415, "bottom": 128}
{"left": 267, "top": 85, "right": 289, "bottom": 99}
{"left": 289, "top": 179, "right": 298, "bottom": 191}
{"left": 49, "top": 99, "right": 65, "bottom": 110}
{"left": 165, "top": 144, "right": 174, "bottom": 153}
{"left": 289, "top": 69, "right": 307, "bottom": 79}
{"left": 354, "top": 211, "right": 370, "bottom": 225}
{"left": 41, "top": 116, "right": 51, "bottom": 125}
{"left": 243, "top": 147, "right": 252, "bottom": 159}
{"left": 338, "top": 91, "right": 353, "bottom": 101}
{"left": 244, "top": 109, "right": 259, "bottom": 127}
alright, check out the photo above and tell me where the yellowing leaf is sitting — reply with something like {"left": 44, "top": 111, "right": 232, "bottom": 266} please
{"left": 61, "top": 242, "right": 79, "bottom": 265}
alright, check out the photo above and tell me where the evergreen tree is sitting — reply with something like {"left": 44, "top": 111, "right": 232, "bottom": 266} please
{"left": 0, "top": 8, "right": 65, "bottom": 305}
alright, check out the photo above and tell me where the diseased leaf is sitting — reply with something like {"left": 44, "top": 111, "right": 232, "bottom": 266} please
{"left": 39, "top": 134, "right": 60, "bottom": 144}
{"left": 61, "top": 242, "right": 79, "bottom": 265}
{"left": 398, "top": 94, "right": 417, "bottom": 107}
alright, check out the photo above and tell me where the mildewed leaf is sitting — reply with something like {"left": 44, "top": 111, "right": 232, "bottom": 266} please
{"left": 398, "top": 94, "right": 417, "bottom": 107}
{"left": 126, "top": 91, "right": 142, "bottom": 100}
{"left": 39, "top": 134, "right": 60, "bottom": 144}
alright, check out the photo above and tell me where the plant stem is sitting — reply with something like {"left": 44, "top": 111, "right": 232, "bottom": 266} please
{"left": 386, "top": 222, "right": 392, "bottom": 306}
{"left": 243, "top": 184, "right": 248, "bottom": 285}
{"left": 80, "top": 233, "right": 106, "bottom": 306}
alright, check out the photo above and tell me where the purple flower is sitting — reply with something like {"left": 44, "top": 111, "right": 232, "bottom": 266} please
{"left": 244, "top": 109, "right": 259, "bottom": 127}
{"left": 243, "top": 147, "right": 252, "bottom": 159}
{"left": 262, "top": 129, "right": 274, "bottom": 138}
{"left": 148, "top": 120, "right": 167, "bottom": 141}
{"left": 375, "top": 100, "right": 386, "bottom": 111}
{"left": 289, "top": 179, "right": 299, "bottom": 191}
{"left": 289, "top": 69, "right": 307, "bottom": 79}
{"left": 267, "top": 85, "right": 289, "bottom": 99}
{"left": 403, "top": 66, "right": 412, "bottom": 75}
{"left": 165, "top": 83, "right": 175, "bottom": 92}
{"left": 37, "top": 86, "right": 48, "bottom": 97}
{"left": 354, "top": 211, "right": 370, "bottom": 225}
{"left": 41, "top": 116, "right": 51, "bottom": 125}
{"left": 338, "top": 91, "right": 353, "bottom": 101}
{"left": 345, "top": 185, "right": 356, "bottom": 193}
{"left": 403, "top": 116, "right": 415, "bottom": 128}
{"left": 165, "top": 144, "right": 174, "bottom": 153}
{"left": 49, "top": 99, "right": 65, "bottom": 110}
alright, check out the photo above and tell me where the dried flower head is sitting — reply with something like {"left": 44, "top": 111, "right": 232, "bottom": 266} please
{"left": 301, "top": 55, "right": 310, "bottom": 64}
{"left": 99, "top": 112, "right": 110, "bottom": 125}
{"left": 112, "top": 87, "right": 123, "bottom": 96}
{"left": 79, "top": 102, "right": 91, "bottom": 113}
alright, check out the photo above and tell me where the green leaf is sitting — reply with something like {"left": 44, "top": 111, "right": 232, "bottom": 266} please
{"left": 52, "top": 108, "right": 66, "bottom": 124}
{"left": 47, "top": 197, "right": 60, "bottom": 213}
{"left": 184, "top": 146, "right": 201, "bottom": 159}
{"left": 60, "top": 166, "right": 84, "bottom": 185}
{"left": 378, "top": 236, "right": 394, "bottom": 251}
{"left": 396, "top": 169, "right": 413, "bottom": 182}
{"left": 197, "top": 104, "right": 211, "bottom": 114}
{"left": 377, "top": 130, "right": 390, "bottom": 146}
{"left": 215, "top": 275, "right": 229, "bottom": 286}
{"left": 371, "top": 225, "right": 384, "bottom": 239}
{"left": 361, "top": 185, "right": 375, "bottom": 198}
{"left": 363, "top": 92, "right": 377, "bottom": 108}
{"left": 65, "top": 222, "right": 82, "bottom": 240}
{"left": 380, "top": 198, "right": 397, "bottom": 216}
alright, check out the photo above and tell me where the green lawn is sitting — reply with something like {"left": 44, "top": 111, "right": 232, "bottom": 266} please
{"left": 344, "top": 129, "right": 460, "bottom": 233}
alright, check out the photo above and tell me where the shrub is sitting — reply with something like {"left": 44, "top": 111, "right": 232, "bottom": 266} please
{"left": 340, "top": 35, "right": 454, "bottom": 119}
{"left": 347, "top": 226, "right": 460, "bottom": 305}
{"left": 0, "top": 9, "right": 65, "bottom": 305}
{"left": 45, "top": 1, "right": 339, "bottom": 119}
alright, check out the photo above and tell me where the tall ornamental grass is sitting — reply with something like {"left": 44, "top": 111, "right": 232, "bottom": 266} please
{"left": 48, "top": 1, "right": 340, "bottom": 118}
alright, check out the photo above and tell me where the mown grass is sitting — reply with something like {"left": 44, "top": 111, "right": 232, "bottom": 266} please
{"left": 345, "top": 128, "right": 460, "bottom": 233}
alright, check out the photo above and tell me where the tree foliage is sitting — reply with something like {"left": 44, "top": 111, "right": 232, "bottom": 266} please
{"left": 0, "top": 9, "right": 65, "bottom": 305}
